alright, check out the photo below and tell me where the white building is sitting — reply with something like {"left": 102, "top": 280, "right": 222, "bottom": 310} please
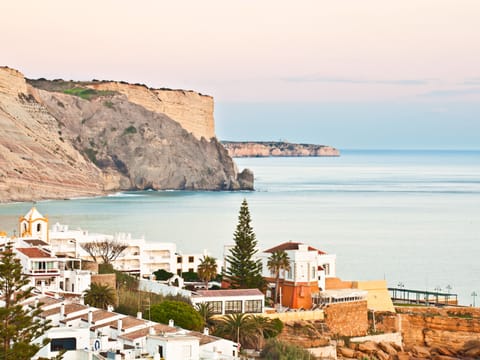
{"left": 191, "top": 289, "right": 265, "bottom": 315}
{"left": 25, "top": 294, "right": 239, "bottom": 360}
{"left": 259, "top": 241, "right": 337, "bottom": 309}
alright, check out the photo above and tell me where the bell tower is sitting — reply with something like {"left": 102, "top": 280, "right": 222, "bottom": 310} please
{"left": 18, "top": 206, "right": 49, "bottom": 242}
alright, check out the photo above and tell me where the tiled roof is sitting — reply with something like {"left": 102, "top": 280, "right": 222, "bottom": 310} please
{"left": 16, "top": 247, "right": 52, "bottom": 258}
{"left": 40, "top": 303, "right": 88, "bottom": 318}
{"left": 193, "top": 289, "right": 263, "bottom": 298}
{"left": 188, "top": 331, "right": 222, "bottom": 345}
{"left": 23, "top": 295, "right": 63, "bottom": 307}
{"left": 80, "top": 309, "right": 117, "bottom": 324}
{"left": 91, "top": 316, "right": 146, "bottom": 330}
{"left": 23, "top": 239, "right": 49, "bottom": 246}
{"left": 264, "top": 241, "right": 326, "bottom": 255}
{"left": 118, "top": 324, "right": 177, "bottom": 341}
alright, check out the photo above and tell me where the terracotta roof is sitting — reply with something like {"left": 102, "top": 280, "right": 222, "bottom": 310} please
{"left": 40, "top": 303, "right": 88, "bottom": 318}
{"left": 16, "top": 247, "right": 52, "bottom": 258}
{"left": 24, "top": 239, "right": 49, "bottom": 246}
{"left": 264, "top": 241, "right": 326, "bottom": 255}
{"left": 193, "top": 289, "right": 263, "bottom": 298}
{"left": 23, "top": 296, "right": 63, "bottom": 307}
{"left": 118, "top": 324, "right": 177, "bottom": 341}
{"left": 80, "top": 309, "right": 117, "bottom": 324}
{"left": 188, "top": 331, "right": 223, "bottom": 345}
{"left": 91, "top": 316, "right": 146, "bottom": 330}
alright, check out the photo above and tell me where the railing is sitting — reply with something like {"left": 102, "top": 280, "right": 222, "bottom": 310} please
{"left": 389, "top": 287, "right": 458, "bottom": 306}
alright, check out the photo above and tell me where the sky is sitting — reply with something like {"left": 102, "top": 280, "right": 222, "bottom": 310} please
{"left": 2, "top": 1, "right": 479, "bottom": 149}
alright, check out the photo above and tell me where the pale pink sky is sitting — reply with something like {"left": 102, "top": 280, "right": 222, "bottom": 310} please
{"left": 2, "top": 0, "right": 480, "bottom": 102}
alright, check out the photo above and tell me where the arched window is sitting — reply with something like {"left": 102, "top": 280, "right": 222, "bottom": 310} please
{"left": 37, "top": 223, "right": 41, "bottom": 232}
{"left": 23, "top": 223, "right": 27, "bottom": 231}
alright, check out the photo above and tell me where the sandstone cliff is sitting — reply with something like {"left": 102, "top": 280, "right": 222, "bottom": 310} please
{"left": 222, "top": 141, "right": 340, "bottom": 157}
{"left": 0, "top": 67, "right": 252, "bottom": 202}
{"left": 0, "top": 67, "right": 104, "bottom": 202}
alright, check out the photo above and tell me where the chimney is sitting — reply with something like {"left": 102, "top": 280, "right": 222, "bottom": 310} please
{"left": 60, "top": 303, "right": 65, "bottom": 318}
{"left": 34, "top": 297, "right": 39, "bottom": 308}
{"left": 203, "top": 327, "right": 209, "bottom": 336}
{"left": 79, "top": 296, "right": 85, "bottom": 305}
{"left": 107, "top": 305, "right": 114, "bottom": 312}
{"left": 149, "top": 326, "right": 156, "bottom": 335}
{"left": 136, "top": 311, "right": 142, "bottom": 319}
{"left": 168, "top": 319, "right": 174, "bottom": 327}
{"left": 117, "top": 319, "right": 123, "bottom": 332}
{"left": 88, "top": 310, "right": 93, "bottom": 325}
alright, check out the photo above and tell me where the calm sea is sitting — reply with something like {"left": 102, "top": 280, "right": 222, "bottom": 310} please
{"left": 1, "top": 150, "right": 479, "bottom": 305}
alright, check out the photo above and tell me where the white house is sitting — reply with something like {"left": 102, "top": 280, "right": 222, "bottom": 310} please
{"left": 259, "top": 241, "right": 337, "bottom": 309}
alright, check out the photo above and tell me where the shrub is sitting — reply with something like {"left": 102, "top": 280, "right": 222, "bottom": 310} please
{"left": 260, "top": 339, "right": 311, "bottom": 360}
{"left": 123, "top": 125, "right": 137, "bottom": 135}
{"left": 150, "top": 300, "right": 203, "bottom": 331}
{"left": 154, "top": 269, "right": 174, "bottom": 281}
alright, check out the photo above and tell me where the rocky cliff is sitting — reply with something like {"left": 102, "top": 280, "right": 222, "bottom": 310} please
{"left": 222, "top": 141, "right": 340, "bottom": 157}
{"left": 87, "top": 81, "right": 215, "bottom": 141}
{"left": 0, "top": 67, "right": 252, "bottom": 202}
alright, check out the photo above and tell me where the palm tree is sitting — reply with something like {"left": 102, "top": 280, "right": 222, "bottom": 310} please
{"left": 246, "top": 315, "right": 276, "bottom": 350}
{"left": 195, "top": 302, "right": 215, "bottom": 329}
{"left": 84, "top": 282, "right": 116, "bottom": 309}
{"left": 214, "top": 313, "right": 255, "bottom": 347}
{"left": 267, "top": 250, "right": 291, "bottom": 305}
{"left": 197, "top": 255, "right": 217, "bottom": 289}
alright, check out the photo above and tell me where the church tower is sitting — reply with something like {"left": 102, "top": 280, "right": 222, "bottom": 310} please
{"left": 19, "top": 206, "right": 49, "bottom": 242}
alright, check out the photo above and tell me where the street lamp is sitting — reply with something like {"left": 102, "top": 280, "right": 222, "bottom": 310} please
{"left": 434, "top": 286, "right": 442, "bottom": 293}
{"left": 472, "top": 291, "right": 478, "bottom": 307}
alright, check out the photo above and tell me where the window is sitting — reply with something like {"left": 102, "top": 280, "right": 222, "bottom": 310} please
{"left": 206, "top": 301, "right": 222, "bottom": 314}
{"left": 323, "top": 264, "right": 330, "bottom": 276}
{"left": 188, "top": 256, "right": 194, "bottom": 263}
{"left": 51, "top": 337, "right": 76, "bottom": 351}
{"left": 311, "top": 266, "right": 316, "bottom": 280}
{"left": 177, "top": 257, "right": 182, "bottom": 263}
{"left": 244, "top": 300, "right": 262, "bottom": 313}
{"left": 225, "top": 300, "right": 242, "bottom": 314}
{"left": 37, "top": 223, "right": 41, "bottom": 232}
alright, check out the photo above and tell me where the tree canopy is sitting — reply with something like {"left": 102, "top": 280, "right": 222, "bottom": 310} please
{"left": 267, "top": 250, "right": 291, "bottom": 304}
{"left": 197, "top": 255, "right": 217, "bottom": 289}
{"left": 150, "top": 300, "right": 203, "bottom": 331}
{"left": 224, "top": 199, "right": 264, "bottom": 289}
{"left": 84, "top": 282, "right": 116, "bottom": 309}
{"left": 0, "top": 245, "right": 51, "bottom": 359}
{"left": 81, "top": 240, "right": 127, "bottom": 264}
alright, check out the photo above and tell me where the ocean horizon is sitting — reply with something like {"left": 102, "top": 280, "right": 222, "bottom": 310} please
{"left": 1, "top": 149, "right": 479, "bottom": 305}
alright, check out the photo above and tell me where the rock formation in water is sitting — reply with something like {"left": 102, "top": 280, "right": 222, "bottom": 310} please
{"left": 222, "top": 141, "right": 340, "bottom": 157}
{"left": 0, "top": 67, "right": 252, "bottom": 202}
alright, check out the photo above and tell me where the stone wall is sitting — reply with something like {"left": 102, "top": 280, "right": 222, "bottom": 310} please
{"left": 264, "top": 310, "right": 324, "bottom": 322}
{"left": 91, "top": 273, "right": 116, "bottom": 290}
{"left": 324, "top": 301, "right": 369, "bottom": 337}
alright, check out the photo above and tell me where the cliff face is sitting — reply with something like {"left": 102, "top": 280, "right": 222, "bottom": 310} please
{"left": 222, "top": 141, "right": 340, "bottom": 157}
{"left": 0, "top": 67, "right": 252, "bottom": 202}
{"left": 0, "top": 67, "right": 104, "bottom": 202}
{"left": 87, "top": 81, "right": 215, "bottom": 140}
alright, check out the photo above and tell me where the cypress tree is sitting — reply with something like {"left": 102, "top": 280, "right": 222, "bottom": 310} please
{"left": 224, "top": 199, "right": 264, "bottom": 289}
{"left": 0, "top": 244, "right": 51, "bottom": 359}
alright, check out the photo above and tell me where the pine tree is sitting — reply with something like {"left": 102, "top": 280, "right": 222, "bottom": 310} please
{"left": 224, "top": 199, "right": 264, "bottom": 289}
{"left": 0, "top": 244, "right": 51, "bottom": 360}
